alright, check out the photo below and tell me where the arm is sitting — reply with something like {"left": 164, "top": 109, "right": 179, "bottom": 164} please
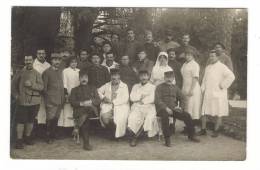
{"left": 69, "top": 88, "right": 81, "bottom": 107}
{"left": 176, "top": 86, "right": 185, "bottom": 109}
{"left": 91, "top": 88, "right": 101, "bottom": 106}
{"left": 104, "top": 67, "right": 110, "bottom": 83}
{"left": 11, "top": 71, "right": 21, "bottom": 98}
{"left": 29, "top": 72, "right": 44, "bottom": 91}
{"left": 226, "top": 56, "right": 234, "bottom": 72}
{"left": 130, "top": 84, "right": 142, "bottom": 102}
{"left": 141, "top": 85, "right": 155, "bottom": 104}
{"left": 113, "top": 85, "right": 129, "bottom": 106}
{"left": 42, "top": 70, "right": 49, "bottom": 95}
{"left": 97, "top": 83, "right": 106, "bottom": 100}
{"left": 155, "top": 86, "right": 167, "bottom": 111}
{"left": 220, "top": 65, "right": 235, "bottom": 89}
{"left": 189, "top": 63, "right": 200, "bottom": 95}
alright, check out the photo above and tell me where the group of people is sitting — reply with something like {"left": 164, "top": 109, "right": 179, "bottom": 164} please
{"left": 11, "top": 28, "right": 235, "bottom": 151}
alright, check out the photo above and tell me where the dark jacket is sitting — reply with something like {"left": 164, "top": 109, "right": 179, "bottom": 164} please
{"left": 69, "top": 84, "right": 101, "bottom": 128}
{"left": 119, "top": 65, "right": 139, "bottom": 91}
{"left": 155, "top": 82, "right": 185, "bottom": 112}
{"left": 123, "top": 40, "right": 141, "bottom": 63}
{"left": 144, "top": 42, "right": 160, "bottom": 62}
{"left": 132, "top": 58, "right": 154, "bottom": 75}
{"left": 42, "top": 67, "right": 65, "bottom": 106}
{"left": 77, "top": 60, "right": 92, "bottom": 71}
{"left": 168, "top": 59, "right": 183, "bottom": 88}
{"left": 87, "top": 64, "right": 110, "bottom": 88}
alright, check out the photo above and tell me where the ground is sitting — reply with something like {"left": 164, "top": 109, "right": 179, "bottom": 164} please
{"left": 10, "top": 120, "right": 246, "bottom": 160}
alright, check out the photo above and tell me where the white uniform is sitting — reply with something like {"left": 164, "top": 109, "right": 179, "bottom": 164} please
{"left": 181, "top": 59, "right": 202, "bottom": 119}
{"left": 201, "top": 61, "right": 235, "bottom": 117}
{"left": 33, "top": 59, "right": 50, "bottom": 124}
{"left": 98, "top": 81, "right": 130, "bottom": 138}
{"left": 128, "top": 82, "right": 159, "bottom": 137}
{"left": 58, "top": 67, "right": 80, "bottom": 127}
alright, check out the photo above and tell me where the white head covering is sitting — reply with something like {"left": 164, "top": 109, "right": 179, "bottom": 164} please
{"left": 150, "top": 52, "right": 174, "bottom": 86}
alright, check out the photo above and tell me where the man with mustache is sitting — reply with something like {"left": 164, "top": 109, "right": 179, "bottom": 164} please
{"left": 42, "top": 53, "right": 65, "bottom": 144}
{"left": 12, "top": 55, "right": 44, "bottom": 149}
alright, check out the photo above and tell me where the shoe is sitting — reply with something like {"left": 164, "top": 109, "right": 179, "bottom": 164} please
{"left": 188, "top": 136, "right": 200, "bottom": 143}
{"left": 197, "top": 129, "right": 207, "bottom": 136}
{"left": 15, "top": 139, "right": 24, "bottom": 149}
{"left": 165, "top": 137, "right": 171, "bottom": 147}
{"left": 24, "top": 136, "right": 34, "bottom": 145}
{"left": 130, "top": 138, "right": 137, "bottom": 147}
{"left": 83, "top": 143, "right": 93, "bottom": 151}
{"left": 211, "top": 130, "right": 219, "bottom": 138}
{"left": 46, "top": 135, "right": 54, "bottom": 144}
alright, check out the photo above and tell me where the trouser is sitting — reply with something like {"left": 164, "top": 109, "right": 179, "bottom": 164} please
{"left": 158, "top": 109, "right": 195, "bottom": 138}
{"left": 46, "top": 104, "right": 62, "bottom": 139}
{"left": 81, "top": 119, "right": 90, "bottom": 146}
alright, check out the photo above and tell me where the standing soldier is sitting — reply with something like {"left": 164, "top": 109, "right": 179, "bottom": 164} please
{"left": 42, "top": 53, "right": 65, "bottom": 144}
{"left": 143, "top": 30, "right": 160, "bottom": 62}
{"left": 12, "top": 55, "right": 44, "bottom": 149}
{"left": 158, "top": 29, "right": 180, "bottom": 52}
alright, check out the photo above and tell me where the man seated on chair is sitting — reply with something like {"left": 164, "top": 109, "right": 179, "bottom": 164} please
{"left": 128, "top": 70, "right": 159, "bottom": 147}
{"left": 69, "top": 69, "right": 101, "bottom": 150}
{"left": 98, "top": 68, "right": 130, "bottom": 140}
{"left": 155, "top": 71, "right": 200, "bottom": 147}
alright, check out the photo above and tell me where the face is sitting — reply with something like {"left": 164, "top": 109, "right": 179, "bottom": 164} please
{"left": 80, "top": 51, "right": 88, "bottom": 61}
{"left": 111, "top": 74, "right": 120, "bottom": 85}
{"left": 137, "top": 51, "right": 146, "bottom": 61}
{"left": 215, "top": 44, "right": 224, "bottom": 55}
{"left": 168, "top": 51, "right": 176, "bottom": 60}
{"left": 208, "top": 52, "right": 218, "bottom": 64}
{"left": 164, "top": 75, "right": 174, "bottom": 83}
{"left": 185, "top": 53, "right": 193, "bottom": 62}
{"left": 70, "top": 59, "right": 77, "bottom": 69}
{"left": 60, "top": 51, "right": 70, "bottom": 61}
{"left": 159, "top": 55, "right": 167, "bottom": 66}
{"left": 145, "top": 33, "right": 153, "bottom": 43}
{"left": 166, "top": 35, "right": 173, "bottom": 41}
{"left": 106, "top": 53, "right": 114, "bottom": 62}
{"left": 51, "top": 58, "right": 61, "bottom": 68}
{"left": 91, "top": 55, "right": 101, "bottom": 65}
{"left": 103, "top": 44, "right": 112, "bottom": 53}
{"left": 24, "top": 56, "right": 34, "bottom": 70}
{"left": 182, "top": 35, "right": 190, "bottom": 45}
{"left": 121, "top": 56, "right": 130, "bottom": 66}
{"left": 79, "top": 75, "right": 88, "bottom": 85}
{"left": 139, "top": 73, "right": 149, "bottom": 84}
{"left": 36, "top": 49, "right": 46, "bottom": 63}
{"left": 94, "top": 37, "right": 104, "bottom": 45}
{"left": 111, "top": 34, "right": 119, "bottom": 43}
{"left": 127, "top": 30, "right": 135, "bottom": 41}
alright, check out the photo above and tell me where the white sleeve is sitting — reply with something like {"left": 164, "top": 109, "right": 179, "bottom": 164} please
{"left": 98, "top": 84, "right": 106, "bottom": 100}
{"left": 130, "top": 84, "right": 142, "bottom": 102}
{"left": 220, "top": 65, "right": 235, "bottom": 89}
{"left": 113, "top": 85, "right": 129, "bottom": 106}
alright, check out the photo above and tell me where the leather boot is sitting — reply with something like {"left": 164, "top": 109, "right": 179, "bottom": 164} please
{"left": 15, "top": 139, "right": 24, "bottom": 149}
{"left": 165, "top": 137, "right": 171, "bottom": 147}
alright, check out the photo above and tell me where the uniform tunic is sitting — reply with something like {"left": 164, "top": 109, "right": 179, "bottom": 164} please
{"left": 168, "top": 59, "right": 183, "bottom": 88}
{"left": 87, "top": 64, "right": 110, "bottom": 88}
{"left": 123, "top": 40, "right": 140, "bottom": 63}
{"left": 33, "top": 59, "right": 50, "bottom": 124}
{"left": 58, "top": 67, "right": 80, "bottom": 127}
{"left": 181, "top": 59, "right": 202, "bottom": 119}
{"left": 128, "top": 82, "right": 159, "bottom": 137}
{"left": 119, "top": 65, "right": 139, "bottom": 92}
{"left": 144, "top": 42, "right": 160, "bottom": 62}
{"left": 201, "top": 61, "right": 235, "bottom": 117}
{"left": 42, "top": 67, "right": 65, "bottom": 120}
{"left": 77, "top": 60, "right": 92, "bottom": 71}
{"left": 98, "top": 81, "right": 130, "bottom": 138}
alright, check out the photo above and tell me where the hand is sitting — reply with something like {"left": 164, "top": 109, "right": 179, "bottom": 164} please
{"left": 103, "top": 97, "right": 112, "bottom": 104}
{"left": 24, "top": 80, "right": 32, "bottom": 87}
{"left": 173, "top": 106, "right": 183, "bottom": 113}
{"left": 166, "top": 107, "right": 173, "bottom": 115}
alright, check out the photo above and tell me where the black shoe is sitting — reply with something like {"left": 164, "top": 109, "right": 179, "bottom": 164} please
{"left": 83, "top": 143, "right": 93, "bottom": 151}
{"left": 24, "top": 136, "right": 34, "bottom": 145}
{"left": 165, "top": 137, "right": 171, "bottom": 147}
{"left": 130, "top": 138, "right": 137, "bottom": 147}
{"left": 15, "top": 139, "right": 24, "bottom": 149}
{"left": 197, "top": 129, "right": 207, "bottom": 136}
{"left": 211, "top": 130, "right": 219, "bottom": 138}
{"left": 188, "top": 136, "right": 200, "bottom": 143}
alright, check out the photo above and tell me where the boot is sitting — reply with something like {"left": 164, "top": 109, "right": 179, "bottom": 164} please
{"left": 130, "top": 137, "right": 137, "bottom": 147}
{"left": 46, "top": 120, "right": 54, "bottom": 144}
{"left": 15, "top": 139, "right": 24, "bottom": 149}
{"left": 165, "top": 137, "right": 171, "bottom": 147}
{"left": 83, "top": 139, "right": 92, "bottom": 151}
{"left": 211, "top": 130, "right": 219, "bottom": 138}
{"left": 24, "top": 135, "right": 34, "bottom": 145}
{"left": 197, "top": 129, "right": 207, "bottom": 136}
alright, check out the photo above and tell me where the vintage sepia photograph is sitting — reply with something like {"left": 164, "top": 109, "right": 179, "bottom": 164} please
{"left": 10, "top": 7, "right": 247, "bottom": 160}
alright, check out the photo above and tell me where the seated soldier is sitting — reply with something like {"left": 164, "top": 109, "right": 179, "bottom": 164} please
{"left": 69, "top": 69, "right": 101, "bottom": 150}
{"left": 128, "top": 70, "right": 159, "bottom": 147}
{"left": 98, "top": 68, "right": 130, "bottom": 139}
{"left": 155, "top": 71, "right": 200, "bottom": 147}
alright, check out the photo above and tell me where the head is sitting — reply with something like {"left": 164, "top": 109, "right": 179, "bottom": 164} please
{"left": 214, "top": 42, "right": 226, "bottom": 55}
{"left": 93, "top": 36, "right": 104, "bottom": 46}
{"left": 127, "top": 29, "right": 135, "bottom": 41}
{"left": 36, "top": 49, "right": 46, "bottom": 63}
{"left": 91, "top": 54, "right": 101, "bottom": 65}
{"left": 50, "top": 53, "right": 62, "bottom": 68}
{"left": 68, "top": 57, "right": 78, "bottom": 69}
{"left": 102, "top": 42, "right": 112, "bottom": 53}
{"left": 184, "top": 52, "right": 194, "bottom": 62}
{"left": 24, "top": 55, "right": 34, "bottom": 70}
{"left": 121, "top": 55, "right": 130, "bottom": 66}
{"left": 164, "top": 71, "right": 175, "bottom": 84}
{"left": 158, "top": 54, "right": 168, "bottom": 66}
{"left": 79, "top": 70, "right": 88, "bottom": 85}
{"left": 111, "top": 33, "right": 120, "bottom": 43}
{"left": 110, "top": 69, "right": 121, "bottom": 85}
{"left": 208, "top": 50, "right": 219, "bottom": 64}
{"left": 139, "top": 71, "right": 150, "bottom": 85}
{"left": 165, "top": 29, "right": 173, "bottom": 41}
{"left": 144, "top": 30, "right": 153, "bottom": 43}
{"left": 60, "top": 50, "right": 71, "bottom": 62}
{"left": 167, "top": 48, "right": 176, "bottom": 61}
{"left": 137, "top": 49, "right": 147, "bottom": 61}
{"left": 106, "top": 52, "right": 115, "bottom": 63}
{"left": 79, "top": 49, "right": 89, "bottom": 61}
{"left": 182, "top": 34, "right": 190, "bottom": 46}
